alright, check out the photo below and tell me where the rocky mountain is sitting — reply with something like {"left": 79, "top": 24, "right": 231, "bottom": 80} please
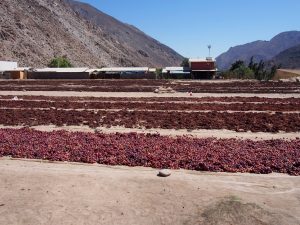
{"left": 0, "top": 0, "right": 183, "bottom": 68}
{"left": 269, "top": 44, "right": 300, "bottom": 69}
{"left": 216, "top": 31, "right": 300, "bottom": 70}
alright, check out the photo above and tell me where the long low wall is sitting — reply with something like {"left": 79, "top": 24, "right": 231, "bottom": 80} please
{"left": 94, "top": 72, "right": 156, "bottom": 79}
{"left": 27, "top": 72, "right": 91, "bottom": 79}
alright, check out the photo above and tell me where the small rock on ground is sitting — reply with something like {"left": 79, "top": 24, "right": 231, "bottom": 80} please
{"left": 158, "top": 169, "right": 171, "bottom": 177}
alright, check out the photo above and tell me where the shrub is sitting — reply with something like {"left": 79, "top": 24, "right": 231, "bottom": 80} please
{"left": 48, "top": 56, "right": 72, "bottom": 68}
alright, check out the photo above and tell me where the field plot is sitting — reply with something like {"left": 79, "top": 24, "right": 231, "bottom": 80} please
{"left": 1, "top": 80, "right": 300, "bottom": 225}
{"left": 0, "top": 95, "right": 300, "bottom": 132}
{"left": 1, "top": 128, "right": 300, "bottom": 175}
{"left": 0, "top": 79, "right": 300, "bottom": 93}
{"left": 1, "top": 98, "right": 300, "bottom": 111}
{"left": 0, "top": 80, "right": 300, "bottom": 176}
{"left": 0, "top": 108, "right": 300, "bottom": 132}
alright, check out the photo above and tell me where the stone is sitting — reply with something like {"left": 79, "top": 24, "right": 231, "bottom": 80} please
{"left": 158, "top": 169, "right": 171, "bottom": 177}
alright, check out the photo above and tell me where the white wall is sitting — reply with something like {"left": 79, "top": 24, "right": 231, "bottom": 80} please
{"left": 0, "top": 61, "right": 18, "bottom": 72}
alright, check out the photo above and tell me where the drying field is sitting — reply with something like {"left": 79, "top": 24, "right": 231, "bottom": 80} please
{"left": 0, "top": 80, "right": 300, "bottom": 175}
{"left": 1, "top": 129, "right": 299, "bottom": 175}
{"left": 1, "top": 80, "right": 300, "bottom": 225}
{"left": 0, "top": 79, "right": 300, "bottom": 93}
{"left": 0, "top": 98, "right": 300, "bottom": 132}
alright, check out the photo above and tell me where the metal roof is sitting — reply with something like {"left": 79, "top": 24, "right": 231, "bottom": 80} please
{"left": 34, "top": 68, "right": 89, "bottom": 73}
{"left": 192, "top": 69, "right": 218, "bottom": 72}
{"left": 149, "top": 68, "right": 156, "bottom": 72}
{"left": 163, "top": 67, "right": 190, "bottom": 73}
{"left": 86, "top": 69, "right": 103, "bottom": 73}
{"left": 98, "top": 67, "right": 149, "bottom": 72}
{"left": 7, "top": 67, "right": 32, "bottom": 71}
{"left": 189, "top": 58, "right": 216, "bottom": 62}
{"left": 164, "top": 67, "right": 185, "bottom": 71}
{"left": 169, "top": 71, "right": 191, "bottom": 74}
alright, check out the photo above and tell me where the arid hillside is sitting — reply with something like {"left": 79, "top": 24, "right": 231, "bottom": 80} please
{"left": 0, "top": 0, "right": 183, "bottom": 67}
{"left": 270, "top": 44, "right": 300, "bottom": 69}
{"left": 216, "top": 31, "right": 300, "bottom": 70}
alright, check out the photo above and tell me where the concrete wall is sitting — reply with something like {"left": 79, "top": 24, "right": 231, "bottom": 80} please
{"left": 28, "top": 72, "right": 90, "bottom": 79}
{"left": 190, "top": 61, "right": 215, "bottom": 70}
{"left": 191, "top": 71, "right": 215, "bottom": 79}
{"left": 94, "top": 72, "right": 156, "bottom": 79}
{"left": 10, "top": 71, "right": 27, "bottom": 79}
{"left": 120, "top": 73, "right": 156, "bottom": 79}
{"left": 0, "top": 72, "right": 10, "bottom": 79}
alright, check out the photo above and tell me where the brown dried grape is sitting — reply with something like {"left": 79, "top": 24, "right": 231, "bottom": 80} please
{"left": 0, "top": 128, "right": 299, "bottom": 175}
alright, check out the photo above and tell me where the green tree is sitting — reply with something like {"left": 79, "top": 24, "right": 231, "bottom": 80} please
{"left": 248, "top": 56, "right": 258, "bottom": 71}
{"left": 263, "top": 65, "right": 280, "bottom": 81}
{"left": 228, "top": 58, "right": 279, "bottom": 81}
{"left": 155, "top": 68, "right": 163, "bottom": 79}
{"left": 224, "top": 65, "right": 254, "bottom": 79}
{"left": 180, "top": 58, "right": 190, "bottom": 67}
{"left": 48, "top": 56, "right": 72, "bottom": 68}
{"left": 230, "top": 60, "right": 245, "bottom": 71}
{"left": 234, "top": 66, "right": 255, "bottom": 79}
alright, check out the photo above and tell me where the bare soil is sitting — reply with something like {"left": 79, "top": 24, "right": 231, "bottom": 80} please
{"left": 0, "top": 159, "right": 299, "bottom": 225}
{"left": 1, "top": 125, "right": 300, "bottom": 140}
{"left": 1, "top": 91, "right": 300, "bottom": 98}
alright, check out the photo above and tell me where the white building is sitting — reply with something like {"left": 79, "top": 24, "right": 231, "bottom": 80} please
{"left": 0, "top": 61, "right": 18, "bottom": 72}
{"left": 28, "top": 68, "right": 90, "bottom": 79}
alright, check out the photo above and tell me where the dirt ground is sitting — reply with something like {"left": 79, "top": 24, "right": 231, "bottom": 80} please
{"left": 0, "top": 159, "right": 299, "bottom": 225}
{"left": 0, "top": 90, "right": 300, "bottom": 98}
{"left": 1, "top": 125, "right": 300, "bottom": 140}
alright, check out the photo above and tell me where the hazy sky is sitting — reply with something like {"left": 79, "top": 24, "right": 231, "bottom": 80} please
{"left": 79, "top": 0, "right": 300, "bottom": 58}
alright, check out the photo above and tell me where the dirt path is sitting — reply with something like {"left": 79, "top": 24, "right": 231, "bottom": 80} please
{"left": 1, "top": 125, "right": 300, "bottom": 140}
{"left": 1, "top": 107, "right": 300, "bottom": 114}
{"left": 1, "top": 91, "right": 300, "bottom": 98}
{"left": 0, "top": 159, "right": 299, "bottom": 225}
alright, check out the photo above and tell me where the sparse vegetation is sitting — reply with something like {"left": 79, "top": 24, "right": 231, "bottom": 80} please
{"left": 223, "top": 57, "right": 280, "bottom": 80}
{"left": 155, "top": 68, "right": 162, "bottom": 79}
{"left": 180, "top": 58, "right": 190, "bottom": 67}
{"left": 48, "top": 56, "right": 72, "bottom": 68}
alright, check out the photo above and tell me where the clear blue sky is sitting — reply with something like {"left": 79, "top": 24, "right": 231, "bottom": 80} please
{"left": 79, "top": 0, "right": 300, "bottom": 58}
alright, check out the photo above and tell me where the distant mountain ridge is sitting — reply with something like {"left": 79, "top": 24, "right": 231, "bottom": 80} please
{"left": 270, "top": 44, "right": 300, "bottom": 69}
{"left": 0, "top": 0, "right": 183, "bottom": 67}
{"left": 216, "top": 31, "right": 300, "bottom": 70}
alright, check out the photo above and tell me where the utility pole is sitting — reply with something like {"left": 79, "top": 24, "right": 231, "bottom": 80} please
{"left": 208, "top": 45, "right": 212, "bottom": 57}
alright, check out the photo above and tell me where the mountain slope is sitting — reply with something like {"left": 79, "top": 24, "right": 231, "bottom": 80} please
{"left": 270, "top": 44, "right": 300, "bottom": 69}
{"left": 65, "top": 0, "right": 183, "bottom": 68}
{"left": 216, "top": 31, "right": 300, "bottom": 70}
{"left": 0, "top": 0, "right": 183, "bottom": 67}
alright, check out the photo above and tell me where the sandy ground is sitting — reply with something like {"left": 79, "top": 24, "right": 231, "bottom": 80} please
{"left": 1, "top": 91, "right": 300, "bottom": 98}
{"left": 1, "top": 125, "right": 300, "bottom": 140}
{"left": 0, "top": 158, "right": 299, "bottom": 225}
{"left": 1, "top": 107, "right": 300, "bottom": 114}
